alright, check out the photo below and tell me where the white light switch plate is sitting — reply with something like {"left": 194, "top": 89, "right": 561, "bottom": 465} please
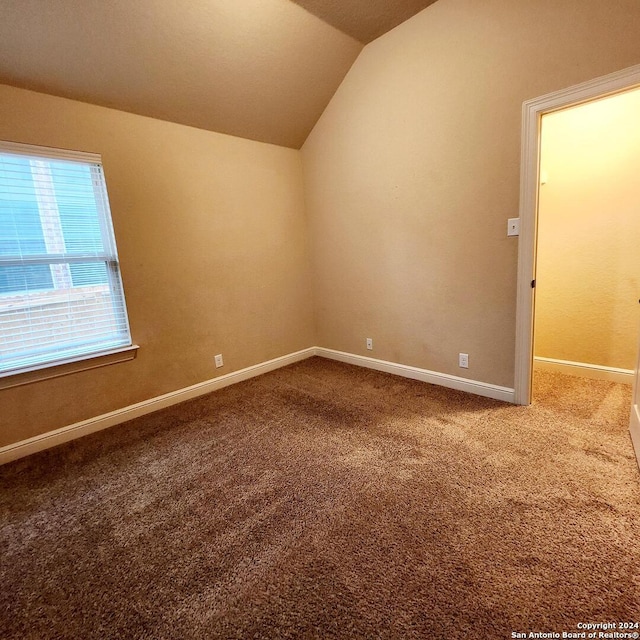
{"left": 507, "top": 218, "right": 520, "bottom": 237}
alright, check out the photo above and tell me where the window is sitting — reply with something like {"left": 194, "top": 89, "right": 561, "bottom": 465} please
{"left": 0, "top": 141, "right": 132, "bottom": 378}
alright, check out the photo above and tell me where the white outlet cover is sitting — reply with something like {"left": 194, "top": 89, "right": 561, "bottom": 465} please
{"left": 507, "top": 218, "right": 520, "bottom": 237}
{"left": 215, "top": 354, "right": 224, "bottom": 368}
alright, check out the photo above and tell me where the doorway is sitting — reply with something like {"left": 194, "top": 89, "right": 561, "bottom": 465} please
{"left": 513, "top": 64, "right": 640, "bottom": 468}
{"left": 533, "top": 88, "right": 640, "bottom": 387}
{"left": 514, "top": 64, "right": 640, "bottom": 405}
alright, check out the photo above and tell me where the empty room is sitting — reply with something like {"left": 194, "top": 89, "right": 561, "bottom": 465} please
{"left": 1, "top": 1, "right": 639, "bottom": 638}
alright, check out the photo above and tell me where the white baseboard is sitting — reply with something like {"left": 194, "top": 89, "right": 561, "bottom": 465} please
{"left": 630, "top": 404, "right": 640, "bottom": 471}
{"left": 1, "top": 346, "right": 517, "bottom": 466}
{"left": 316, "top": 348, "right": 515, "bottom": 403}
{"left": 0, "top": 347, "right": 316, "bottom": 465}
{"left": 534, "top": 357, "right": 633, "bottom": 384}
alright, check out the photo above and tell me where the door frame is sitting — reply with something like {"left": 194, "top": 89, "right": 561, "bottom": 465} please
{"left": 514, "top": 64, "right": 640, "bottom": 405}
{"left": 630, "top": 336, "right": 640, "bottom": 469}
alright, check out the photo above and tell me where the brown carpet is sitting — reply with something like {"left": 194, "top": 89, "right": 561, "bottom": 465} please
{"left": 1, "top": 357, "right": 638, "bottom": 639}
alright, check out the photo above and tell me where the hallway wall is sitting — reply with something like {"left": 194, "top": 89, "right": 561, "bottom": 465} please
{"left": 535, "top": 88, "right": 640, "bottom": 371}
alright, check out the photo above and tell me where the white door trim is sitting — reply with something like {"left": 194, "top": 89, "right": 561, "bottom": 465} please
{"left": 631, "top": 343, "right": 640, "bottom": 471}
{"left": 514, "top": 64, "right": 640, "bottom": 405}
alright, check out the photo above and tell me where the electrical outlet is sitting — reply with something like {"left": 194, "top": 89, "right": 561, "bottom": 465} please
{"left": 459, "top": 353, "right": 469, "bottom": 369}
{"left": 366, "top": 338, "right": 373, "bottom": 350}
{"left": 507, "top": 218, "right": 520, "bottom": 237}
{"left": 214, "top": 354, "right": 224, "bottom": 368}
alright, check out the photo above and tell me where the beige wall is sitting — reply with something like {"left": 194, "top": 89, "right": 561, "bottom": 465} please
{"left": 0, "top": 84, "right": 315, "bottom": 448}
{"left": 535, "top": 89, "right": 640, "bottom": 370}
{"left": 4, "top": 0, "right": 640, "bottom": 450}
{"left": 301, "top": 0, "right": 640, "bottom": 388}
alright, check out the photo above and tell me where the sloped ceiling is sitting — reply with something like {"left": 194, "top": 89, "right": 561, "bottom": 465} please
{"left": 0, "top": 0, "right": 435, "bottom": 148}
{"left": 292, "top": 0, "right": 439, "bottom": 44}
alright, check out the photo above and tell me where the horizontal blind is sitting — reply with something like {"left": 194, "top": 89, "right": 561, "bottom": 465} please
{"left": 0, "top": 141, "right": 132, "bottom": 375}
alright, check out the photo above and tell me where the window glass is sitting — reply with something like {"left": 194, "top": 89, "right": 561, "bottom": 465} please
{"left": 0, "top": 142, "right": 132, "bottom": 376}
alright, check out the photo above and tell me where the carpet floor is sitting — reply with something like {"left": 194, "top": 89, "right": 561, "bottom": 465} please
{"left": 1, "top": 357, "right": 639, "bottom": 639}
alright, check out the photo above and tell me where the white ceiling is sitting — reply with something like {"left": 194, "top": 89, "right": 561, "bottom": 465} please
{"left": 0, "top": 0, "right": 436, "bottom": 148}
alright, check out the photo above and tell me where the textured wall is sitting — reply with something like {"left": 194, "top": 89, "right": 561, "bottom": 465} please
{"left": 535, "top": 89, "right": 640, "bottom": 370}
{"left": 0, "top": 85, "right": 315, "bottom": 448}
{"left": 302, "top": 0, "right": 640, "bottom": 388}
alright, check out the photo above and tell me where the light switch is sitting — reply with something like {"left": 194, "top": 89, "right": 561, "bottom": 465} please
{"left": 507, "top": 218, "right": 520, "bottom": 237}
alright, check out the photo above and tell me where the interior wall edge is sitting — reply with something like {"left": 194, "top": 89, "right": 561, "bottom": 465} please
{"left": 533, "top": 357, "right": 634, "bottom": 384}
{"left": 316, "top": 348, "right": 515, "bottom": 403}
{"left": 1, "top": 345, "right": 517, "bottom": 465}
{"left": 630, "top": 404, "right": 640, "bottom": 471}
{"left": 0, "top": 347, "right": 317, "bottom": 466}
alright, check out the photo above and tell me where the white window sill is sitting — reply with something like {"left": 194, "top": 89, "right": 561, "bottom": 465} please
{"left": 0, "top": 345, "right": 139, "bottom": 390}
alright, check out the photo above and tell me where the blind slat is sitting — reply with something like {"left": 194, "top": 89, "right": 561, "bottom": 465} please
{"left": 0, "top": 255, "right": 115, "bottom": 266}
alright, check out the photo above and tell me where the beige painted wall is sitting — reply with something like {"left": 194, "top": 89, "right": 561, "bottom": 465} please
{"left": 0, "top": 84, "right": 315, "bottom": 448}
{"left": 302, "top": 0, "right": 640, "bottom": 388}
{"left": 3, "top": 0, "right": 640, "bottom": 450}
{"left": 535, "top": 89, "right": 640, "bottom": 370}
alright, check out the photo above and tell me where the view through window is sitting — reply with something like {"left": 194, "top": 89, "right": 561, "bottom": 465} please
{"left": 0, "top": 142, "right": 132, "bottom": 376}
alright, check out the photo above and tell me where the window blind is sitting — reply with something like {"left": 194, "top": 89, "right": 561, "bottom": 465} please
{"left": 0, "top": 141, "right": 132, "bottom": 376}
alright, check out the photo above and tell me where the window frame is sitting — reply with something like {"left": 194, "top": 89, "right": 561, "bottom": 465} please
{"left": 0, "top": 140, "right": 137, "bottom": 387}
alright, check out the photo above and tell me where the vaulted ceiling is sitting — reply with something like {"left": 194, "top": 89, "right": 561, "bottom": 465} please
{"left": 0, "top": 0, "right": 437, "bottom": 148}
{"left": 292, "top": 0, "right": 439, "bottom": 44}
